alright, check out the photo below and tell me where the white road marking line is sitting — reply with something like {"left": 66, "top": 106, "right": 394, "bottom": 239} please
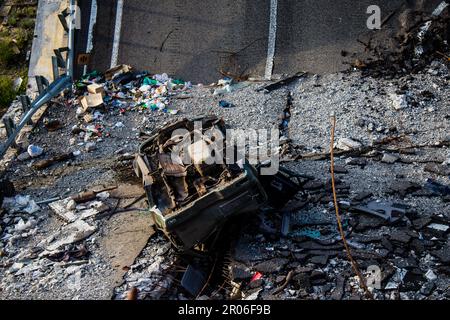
{"left": 111, "top": 0, "right": 124, "bottom": 68}
{"left": 67, "top": 0, "right": 77, "bottom": 78}
{"left": 265, "top": 0, "right": 278, "bottom": 80}
{"left": 84, "top": 0, "right": 98, "bottom": 75}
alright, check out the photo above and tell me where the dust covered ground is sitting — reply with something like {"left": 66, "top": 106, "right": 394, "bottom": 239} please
{"left": 0, "top": 56, "right": 449, "bottom": 300}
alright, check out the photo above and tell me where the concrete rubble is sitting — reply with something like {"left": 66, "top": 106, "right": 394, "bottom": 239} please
{"left": 0, "top": 6, "right": 449, "bottom": 301}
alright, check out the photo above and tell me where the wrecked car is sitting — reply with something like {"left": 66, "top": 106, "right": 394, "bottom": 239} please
{"left": 134, "top": 116, "right": 302, "bottom": 252}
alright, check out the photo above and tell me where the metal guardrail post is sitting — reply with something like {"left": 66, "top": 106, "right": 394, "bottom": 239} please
{"left": 35, "top": 76, "right": 50, "bottom": 95}
{"left": 52, "top": 56, "right": 60, "bottom": 81}
{"left": 57, "top": 0, "right": 76, "bottom": 78}
{"left": 19, "top": 95, "right": 33, "bottom": 125}
{"left": 58, "top": 8, "right": 70, "bottom": 32}
{"left": 35, "top": 75, "right": 44, "bottom": 95}
{"left": 2, "top": 117, "right": 17, "bottom": 148}
{"left": 54, "top": 47, "right": 68, "bottom": 69}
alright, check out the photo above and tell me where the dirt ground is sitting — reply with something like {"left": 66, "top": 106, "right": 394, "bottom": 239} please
{"left": 0, "top": 54, "right": 449, "bottom": 299}
{"left": 0, "top": 20, "right": 450, "bottom": 300}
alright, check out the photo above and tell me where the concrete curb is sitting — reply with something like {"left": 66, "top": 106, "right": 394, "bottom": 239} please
{"left": 28, "top": 0, "right": 69, "bottom": 97}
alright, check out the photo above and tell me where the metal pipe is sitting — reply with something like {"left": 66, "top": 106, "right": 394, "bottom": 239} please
{"left": 0, "top": 76, "right": 72, "bottom": 159}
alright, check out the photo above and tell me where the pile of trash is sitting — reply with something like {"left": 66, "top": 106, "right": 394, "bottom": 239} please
{"left": 1, "top": 194, "right": 41, "bottom": 258}
{"left": 74, "top": 65, "right": 192, "bottom": 119}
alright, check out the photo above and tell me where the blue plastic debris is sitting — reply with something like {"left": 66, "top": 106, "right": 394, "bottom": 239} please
{"left": 219, "top": 100, "right": 235, "bottom": 108}
{"left": 425, "top": 179, "right": 450, "bottom": 196}
{"left": 291, "top": 229, "right": 322, "bottom": 240}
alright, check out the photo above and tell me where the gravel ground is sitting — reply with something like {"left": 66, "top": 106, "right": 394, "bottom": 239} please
{"left": 289, "top": 63, "right": 450, "bottom": 151}
{"left": 0, "top": 59, "right": 449, "bottom": 300}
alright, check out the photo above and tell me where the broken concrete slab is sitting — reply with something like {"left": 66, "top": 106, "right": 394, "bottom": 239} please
{"left": 390, "top": 181, "right": 422, "bottom": 197}
{"left": 389, "top": 93, "right": 409, "bottom": 110}
{"left": 335, "top": 138, "right": 362, "bottom": 151}
{"left": 412, "top": 217, "right": 433, "bottom": 230}
{"left": 100, "top": 211, "right": 155, "bottom": 287}
{"left": 389, "top": 230, "right": 412, "bottom": 245}
{"left": 381, "top": 153, "right": 400, "bottom": 164}
{"left": 49, "top": 198, "right": 109, "bottom": 223}
{"left": 254, "top": 258, "right": 289, "bottom": 274}
{"left": 44, "top": 220, "right": 97, "bottom": 253}
{"left": 424, "top": 163, "right": 450, "bottom": 176}
{"left": 432, "top": 245, "right": 450, "bottom": 264}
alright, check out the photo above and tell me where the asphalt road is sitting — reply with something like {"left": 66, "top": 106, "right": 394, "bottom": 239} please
{"left": 274, "top": 0, "right": 406, "bottom": 75}
{"left": 77, "top": 0, "right": 444, "bottom": 83}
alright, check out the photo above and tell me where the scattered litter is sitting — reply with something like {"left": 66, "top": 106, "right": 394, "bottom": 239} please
{"left": 80, "top": 93, "right": 104, "bottom": 112}
{"left": 87, "top": 83, "right": 105, "bottom": 96}
{"left": 352, "top": 201, "right": 406, "bottom": 223}
{"left": 33, "top": 153, "right": 74, "bottom": 170}
{"left": 181, "top": 265, "right": 207, "bottom": 297}
{"left": 335, "top": 138, "right": 362, "bottom": 151}
{"left": 213, "top": 78, "right": 233, "bottom": 95}
{"left": 427, "top": 224, "right": 450, "bottom": 233}
{"left": 425, "top": 269, "right": 438, "bottom": 281}
{"left": 96, "top": 192, "right": 110, "bottom": 200}
{"left": 49, "top": 198, "right": 108, "bottom": 223}
{"left": 244, "top": 289, "right": 262, "bottom": 300}
{"left": 385, "top": 268, "right": 407, "bottom": 290}
{"left": 27, "top": 145, "right": 44, "bottom": 158}
{"left": 70, "top": 187, "right": 117, "bottom": 204}
{"left": 13, "top": 77, "right": 23, "bottom": 92}
{"left": 389, "top": 93, "right": 409, "bottom": 110}
{"left": 2, "top": 195, "right": 40, "bottom": 214}
{"left": 251, "top": 272, "right": 264, "bottom": 283}
{"left": 381, "top": 153, "right": 399, "bottom": 164}
{"left": 15, "top": 218, "right": 37, "bottom": 232}
{"left": 45, "top": 220, "right": 97, "bottom": 252}
{"left": 219, "top": 100, "right": 235, "bottom": 108}
{"left": 47, "top": 244, "right": 89, "bottom": 263}
{"left": 114, "top": 122, "right": 125, "bottom": 128}
{"left": 104, "top": 64, "right": 131, "bottom": 81}
{"left": 85, "top": 142, "right": 97, "bottom": 152}
{"left": 1, "top": 5, "right": 450, "bottom": 301}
